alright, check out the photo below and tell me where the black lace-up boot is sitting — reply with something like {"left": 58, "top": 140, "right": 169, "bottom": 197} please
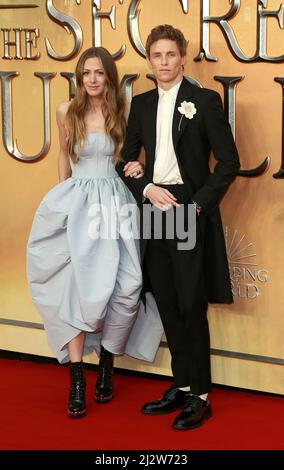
{"left": 95, "top": 345, "right": 114, "bottom": 403}
{"left": 68, "top": 361, "right": 86, "bottom": 418}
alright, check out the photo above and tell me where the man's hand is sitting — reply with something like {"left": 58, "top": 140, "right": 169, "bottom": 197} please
{"left": 146, "top": 185, "right": 180, "bottom": 211}
{"left": 123, "top": 161, "right": 144, "bottom": 179}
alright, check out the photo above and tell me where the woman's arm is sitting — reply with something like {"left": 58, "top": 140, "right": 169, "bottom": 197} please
{"left": 56, "top": 102, "right": 72, "bottom": 183}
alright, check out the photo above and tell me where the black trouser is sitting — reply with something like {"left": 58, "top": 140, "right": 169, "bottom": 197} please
{"left": 144, "top": 184, "right": 211, "bottom": 395}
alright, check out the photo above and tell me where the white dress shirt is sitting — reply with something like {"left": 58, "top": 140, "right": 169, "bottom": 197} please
{"left": 143, "top": 79, "right": 184, "bottom": 197}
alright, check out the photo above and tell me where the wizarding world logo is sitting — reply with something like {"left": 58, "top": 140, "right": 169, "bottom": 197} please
{"left": 225, "top": 227, "right": 269, "bottom": 299}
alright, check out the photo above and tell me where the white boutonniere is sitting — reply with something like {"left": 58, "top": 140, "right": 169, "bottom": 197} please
{"left": 178, "top": 101, "right": 197, "bottom": 131}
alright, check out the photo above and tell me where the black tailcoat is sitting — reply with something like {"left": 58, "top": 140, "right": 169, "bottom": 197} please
{"left": 116, "top": 77, "right": 240, "bottom": 303}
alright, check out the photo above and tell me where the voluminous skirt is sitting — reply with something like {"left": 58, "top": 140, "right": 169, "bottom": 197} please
{"left": 27, "top": 176, "right": 143, "bottom": 363}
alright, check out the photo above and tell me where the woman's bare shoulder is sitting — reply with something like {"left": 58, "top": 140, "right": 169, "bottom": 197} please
{"left": 56, "top": 101, "right": 71, "bottom": 118}
{"left": 56, "top": 101, "right": 71, "bottom": 128}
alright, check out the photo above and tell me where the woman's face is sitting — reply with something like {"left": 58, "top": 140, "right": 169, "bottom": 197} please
{"left": 82, "top": 56, "right": 107, "bottom": 98}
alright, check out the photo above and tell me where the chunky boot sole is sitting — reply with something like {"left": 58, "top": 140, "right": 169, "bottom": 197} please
{"left": 95, "top": 392, "right": 113, "bottom": 404}
{"left": 67, "top": 408, "right": 86, "bottom": 418}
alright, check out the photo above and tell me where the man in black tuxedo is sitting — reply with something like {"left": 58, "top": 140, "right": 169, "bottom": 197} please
{"left": 116, "top": 24, "right": 240, "bottom": 430}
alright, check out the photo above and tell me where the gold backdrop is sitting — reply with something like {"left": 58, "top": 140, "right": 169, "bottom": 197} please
{"left": 0, "top": 0, "right": 283, "bottom": 394}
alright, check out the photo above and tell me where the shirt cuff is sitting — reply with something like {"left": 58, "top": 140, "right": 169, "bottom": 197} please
{"left": 143, "top": 183, "right": 154, "bottom": 198}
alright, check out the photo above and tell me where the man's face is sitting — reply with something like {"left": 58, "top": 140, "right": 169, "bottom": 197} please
{"left": 147, "top": 39, "right": 186, "bottom": 85}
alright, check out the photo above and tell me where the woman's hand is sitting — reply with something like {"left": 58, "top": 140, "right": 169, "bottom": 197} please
{"left": 123, "top": 161, "right": 145, "bottom": 179}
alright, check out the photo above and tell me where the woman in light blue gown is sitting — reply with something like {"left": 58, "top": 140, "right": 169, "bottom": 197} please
{"left": 27, "top": 47, "right": 144, "bottom": 418}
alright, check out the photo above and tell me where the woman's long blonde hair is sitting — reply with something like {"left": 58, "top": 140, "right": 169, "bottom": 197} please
{"left": 65, "top": 47, "right": 126, "bottom": 164}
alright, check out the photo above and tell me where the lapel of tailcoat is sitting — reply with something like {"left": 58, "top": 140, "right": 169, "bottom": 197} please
{"left": 172, "top": 77, "right": 194, "bottom": 154}
{"left": 144, "top": 89, "right": 159, "bottom": 177}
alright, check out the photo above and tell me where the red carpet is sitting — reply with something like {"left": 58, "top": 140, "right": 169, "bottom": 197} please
{"left": 0, "top": 358, "right": 283, "bottom": 450}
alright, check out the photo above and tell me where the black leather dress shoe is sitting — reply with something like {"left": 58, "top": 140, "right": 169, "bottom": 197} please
{"left": 141, "top": 385, "right": 191, "bottom": 415}
{"left": 173, "top": 395, "right": 212, "bottom": 430}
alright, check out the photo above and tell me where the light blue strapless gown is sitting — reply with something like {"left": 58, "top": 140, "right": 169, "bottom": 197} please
{"left": 27, "top": 133, "right": 143, "bottom": 363}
